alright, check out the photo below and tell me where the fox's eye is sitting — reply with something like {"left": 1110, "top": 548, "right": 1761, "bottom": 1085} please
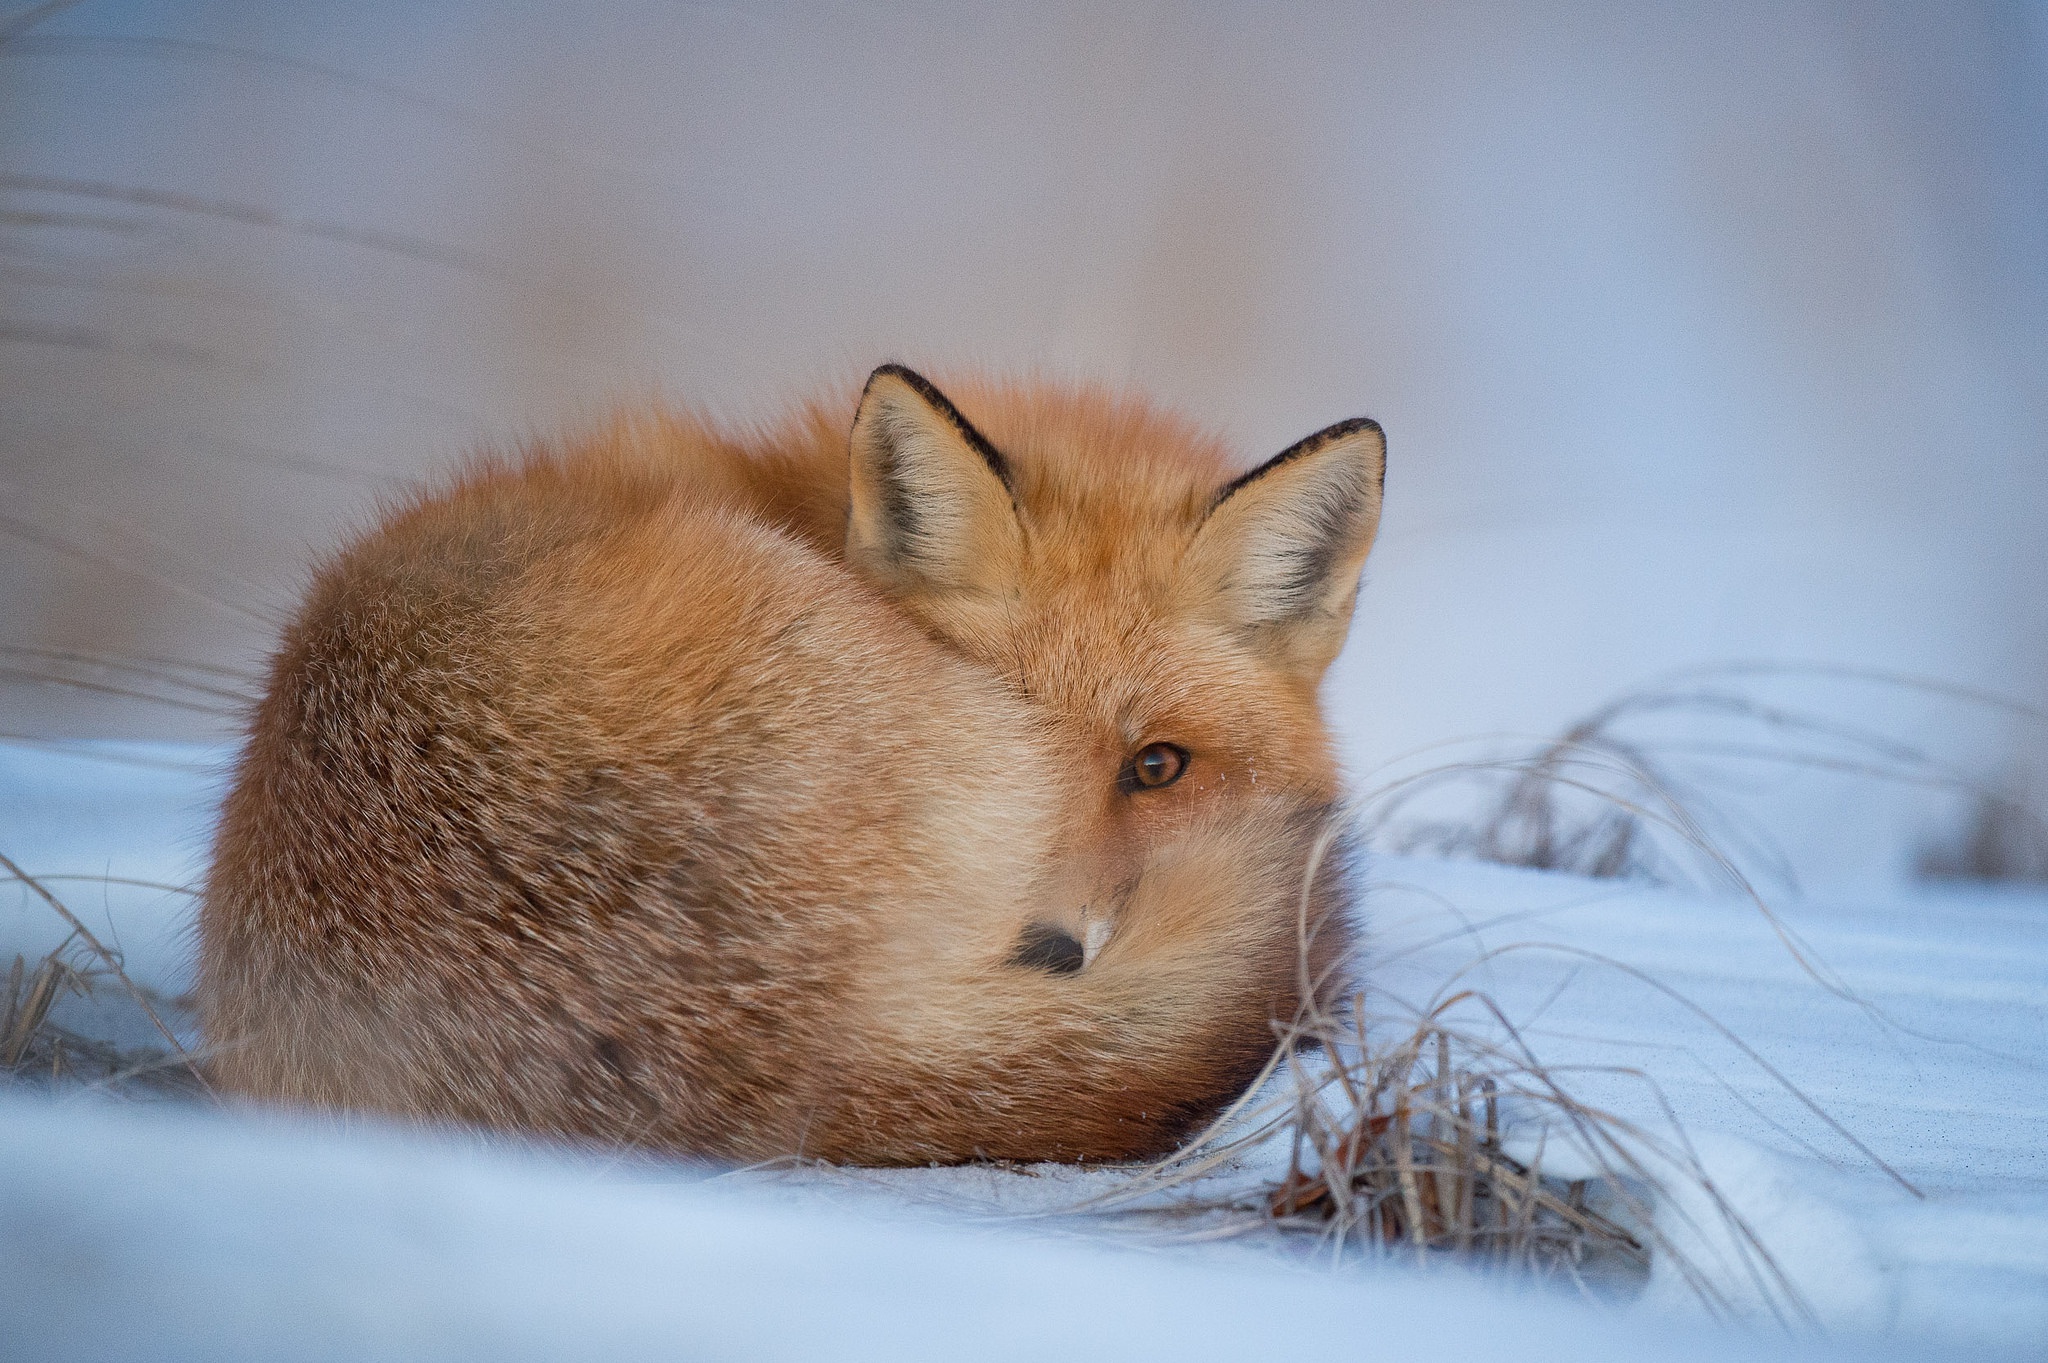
{"left": 1120, "top": 742, "right": 1188, "bottom": 793}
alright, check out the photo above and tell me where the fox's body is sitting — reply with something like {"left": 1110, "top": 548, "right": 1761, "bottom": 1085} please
{"left": 200, "top": 369, "right": 1384, "bottom": 1163}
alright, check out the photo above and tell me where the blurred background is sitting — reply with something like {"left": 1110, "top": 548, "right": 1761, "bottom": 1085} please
{"left": 2, "top": 1, "right": 2043, "bottom": 886}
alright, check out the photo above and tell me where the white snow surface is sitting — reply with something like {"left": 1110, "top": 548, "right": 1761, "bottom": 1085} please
{"left": 2, "top": 740, "right": 2044, "bottom": 1360}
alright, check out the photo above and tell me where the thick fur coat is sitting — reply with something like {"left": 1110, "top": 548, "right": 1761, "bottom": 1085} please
{"left": 199, "top": 368, "right": 1385, "bottom": 1163}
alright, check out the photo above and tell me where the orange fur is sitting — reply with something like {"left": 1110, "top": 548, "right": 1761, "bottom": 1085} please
{"left": 199, "top": 368, "right": 1384, "bottom": 1164}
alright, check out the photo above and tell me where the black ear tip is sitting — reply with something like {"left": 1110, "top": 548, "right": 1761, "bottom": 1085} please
{"left": 1352, "top": 416, "right": 1387, "bottom": 481}
{"left": 862, "top": 362, "right": 937, "bottom": 402}
{"left": 1326, "top": 417, "right": 1386, "bottom": 487}
{"left": 851, "top": 364, "right": 1015, "bottom": 493}
{"left": 1208, "top": 412, "right": 1388, "bottom": 511}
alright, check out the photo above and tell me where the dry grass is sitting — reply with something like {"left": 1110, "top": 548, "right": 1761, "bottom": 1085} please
{"left": 1365, "top": 662, "right": 2048, "bottom": 891}
{"left": 1071, "top": 966, "right": 1813, "bottom": 1319}
{"left": 1259, "top": 1010, "right": 1655, "bottom": 1287}
{"left": 0, "top": 850, "right": 208, "bottom": 1100}
{"left": 0, "top": 934, "right": 206, "bottom": 1097}
{"left": 1051, "top": 971, "right": 1858, "bottom": 1329}
{"left": 1054, "top": 773, "right": 1941, "bottom": 1326}
{"left": 0, "top": 643, "right": 255, "bottom": 721}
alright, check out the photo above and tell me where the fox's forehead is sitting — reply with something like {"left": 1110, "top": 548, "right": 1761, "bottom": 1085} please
{"left": 944, "top": 379, "right": 1240, "bottom": 534}
{"left": 1003, "top": 561, "right": 1260, "bottom": 719}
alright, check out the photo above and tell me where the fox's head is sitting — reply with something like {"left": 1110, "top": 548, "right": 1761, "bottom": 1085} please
{"left": 831, "top": 364, "right": 1386, "bottom": 1158}
{"left": 846, "top": 363, "right": 1383, "bottom": 839}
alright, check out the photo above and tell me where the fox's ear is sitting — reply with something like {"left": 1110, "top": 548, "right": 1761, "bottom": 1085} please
{"left": 1185, "top": 418, "right": 1385, "bottom": 682}
{"left": 847, "top": 365, "right": 1023, "bottom": 601}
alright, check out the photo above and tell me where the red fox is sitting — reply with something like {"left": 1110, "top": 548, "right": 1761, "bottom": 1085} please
{"left": 198, "top": 366, "right": 1385, "bottom": 1164}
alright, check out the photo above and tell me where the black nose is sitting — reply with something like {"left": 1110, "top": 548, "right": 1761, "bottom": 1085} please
{"left": 1009, "top": 922, "right": 1085, "bottom": 974}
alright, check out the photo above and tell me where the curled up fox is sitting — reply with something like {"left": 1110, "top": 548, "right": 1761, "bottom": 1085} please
{"left": 199, "top": 365, "right": 1386, "bottom": 1164}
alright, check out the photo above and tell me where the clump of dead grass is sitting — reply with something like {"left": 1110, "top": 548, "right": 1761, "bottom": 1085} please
{"left": 1, "top": 933, "right": 205, "bottom": 1097}
{"left": 0, "top": 850, "right": 207, "bottom": 1100}
{"left": 1259, "top": 1007, "right": 1651, "bottom": 1288}
{"left": 1083, "top": 974, "right": 1814, "bottom": 1317}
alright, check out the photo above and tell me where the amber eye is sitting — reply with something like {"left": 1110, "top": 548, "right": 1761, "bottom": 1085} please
{"left": 1120, "top": 742, "right": 1188, "bottom": 793}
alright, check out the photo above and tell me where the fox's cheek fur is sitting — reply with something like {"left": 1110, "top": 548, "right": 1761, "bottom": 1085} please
{"left": 199, "top": 364, "right": 1384, "bottom": 1165}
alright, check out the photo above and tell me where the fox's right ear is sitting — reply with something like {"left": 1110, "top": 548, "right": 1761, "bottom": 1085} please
{"left": 847, "top": 365, "right": 1024, "bottom": 603}
{"left": 1184, "top": 417, "right": 1385, "bottom": 684}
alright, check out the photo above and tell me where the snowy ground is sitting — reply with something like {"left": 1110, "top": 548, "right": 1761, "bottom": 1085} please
{"left": 2, "top": 740, "right": 2043, "bottom": 1360}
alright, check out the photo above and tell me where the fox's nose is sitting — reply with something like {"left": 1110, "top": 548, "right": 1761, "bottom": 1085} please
{"left": 1009, "top": 922, "right": 1085, "bottom": 974}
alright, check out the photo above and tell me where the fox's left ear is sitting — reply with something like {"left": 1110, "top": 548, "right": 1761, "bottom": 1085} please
{"left": 847, "top": 365, "right": 1023, "bottom": 607}
{"left": 1185, "top": 418, "right": 1385, "bottom": 682}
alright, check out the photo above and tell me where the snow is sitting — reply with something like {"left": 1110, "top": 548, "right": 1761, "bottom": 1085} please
{"left": 0, "top": 1095, "right": 1839, "bottom": 1363}
{"left": 3, "top": 740, "right": 2043, "bottom": 1359}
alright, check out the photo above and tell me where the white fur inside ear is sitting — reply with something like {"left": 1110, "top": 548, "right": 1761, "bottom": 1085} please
{"left": 847, "top": 376, "right": 1020, "bottom": 594}
{"left": 1199, "top": 427, "right": 1383, "bottom": 632}
{"left": 863, "top": 393, "right": 976, "bottom": 572}
{"left": 1226, "top": 455, "right": 1378, "bottom": 621}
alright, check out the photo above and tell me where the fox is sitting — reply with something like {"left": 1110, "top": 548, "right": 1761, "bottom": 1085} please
{"left": 198, "top": 365, "right": 1386, "bottom": 1165}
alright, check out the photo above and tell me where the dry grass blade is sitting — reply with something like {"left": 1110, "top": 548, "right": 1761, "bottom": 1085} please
{"left": 1440, "top": 942, "right": 1920, "bottom": 1195}
{"left": 0, "top": 172, "right": 503, "bottom": 278}
{"left": 0, "top": 664, "right": 245, "bottom": 717}
{"left": 0, "top": 643, "right": 257, "bottom": 702}
{"left": 0, "top": 505, "right": 271, "bottom": 626}
{"left": 2, "top": 947, "right": 66, "bottom": 1066}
